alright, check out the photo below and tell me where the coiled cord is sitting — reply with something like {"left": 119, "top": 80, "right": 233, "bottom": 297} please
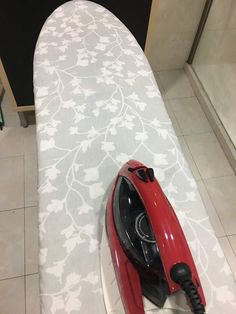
{"left": 180, "top": 279, "right": 205, "bottom": 314}
{"left": 170, "top": 263, "right": 205, "bottom": 314}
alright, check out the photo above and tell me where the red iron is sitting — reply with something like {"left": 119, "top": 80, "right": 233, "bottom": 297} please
{"left": 106, "top": 160, "right": 206, "bottom": 314}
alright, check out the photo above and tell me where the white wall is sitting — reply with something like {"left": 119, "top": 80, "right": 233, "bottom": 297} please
{"left": 147, "top": 0, "right": 205, "bottom": 71}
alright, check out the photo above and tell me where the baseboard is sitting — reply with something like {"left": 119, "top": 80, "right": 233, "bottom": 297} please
{"left": 184, "top": 63, "right": 236, "bottom": 173}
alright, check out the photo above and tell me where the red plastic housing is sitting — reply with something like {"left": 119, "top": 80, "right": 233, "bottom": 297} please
{"left": 106, "top": 160, "right": 206, "bottom": 314}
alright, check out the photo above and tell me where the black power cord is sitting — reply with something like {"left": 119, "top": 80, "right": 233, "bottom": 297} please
{"left": 180, "top": 279, "right": 205, "bottom": 314}
{"left": 170, "top": 263, "right": 205, "bottom": 314}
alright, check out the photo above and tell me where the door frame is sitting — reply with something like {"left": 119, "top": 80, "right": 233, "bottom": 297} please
{"left": 144, "top": 0, "right": 159, "bottom": 57}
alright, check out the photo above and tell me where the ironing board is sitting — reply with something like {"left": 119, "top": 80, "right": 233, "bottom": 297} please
{"left": 34, "top": 1, "right": 236, "bottom": 313}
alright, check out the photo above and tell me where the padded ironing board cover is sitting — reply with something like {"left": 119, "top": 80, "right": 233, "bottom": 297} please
{"left": 34, "top": 1, "right": 236, "bottom": 313}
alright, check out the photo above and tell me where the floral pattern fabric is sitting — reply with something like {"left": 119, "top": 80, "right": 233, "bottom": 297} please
{"left": 34, "top": 1, "right": 236, "bottom": 313}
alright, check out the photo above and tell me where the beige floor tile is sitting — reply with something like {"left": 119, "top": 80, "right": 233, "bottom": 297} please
{"left": 158, "top": 70, "right": 195, "bottom": 99}
{"left": 25, "top": 154, "right": 38, "bottom": 207}
{"left": 153, "top": 71, "right": 168, "bottom": 100}
{"left": 169, "top": 97, "right": 212, "bottom": 135}
{"left": 3, "top": 114, "right": 21, "bottom": 128}
{"left": 0, "top": 156, "right": 24, "bottom": 211}
{"left": 218, "top": 237, "right": 236, "bottom": 280}
{"left": 0, "top": 277, "right": 25, "bottom": 314}
{"left": 196, "top": 180, "right": 225, "bottom": 237}
{"left": 0, "top": 127, "right": 24, "bottom": 158}
{"left": 26, "top": 274, "right": 40, "bottom": 314}
{"left": 1, "top": 93, "right": 20, "bottom": 128}
{"left": 22, "top": 125, "right": 37, "bottom": 155}
{"left": 178, "top": 136, "right": 201, "bottom": 180}
{"left": 25, "top": 207, "right": 39, "bottom": 274}
{"left": 205, "top": 176, "right": 236, "bottom": 236}
{"left": 0, "top": 209, "right": 24, "bottom": 279}
{"left": 1, "top": 94, "right": 15, "bottom": 116}
{"left": 228, "top": 235, "right": 236, "bottom": 257}
{"left": 185, "top": 132, "right": 234, "bottom": 179}
{"left": 163, "top": 100, "right": 182, "bottom": 136}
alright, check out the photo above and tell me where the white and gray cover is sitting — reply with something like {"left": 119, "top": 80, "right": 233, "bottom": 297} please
{"left": 34, "top": 1, "right": 236, "bottom": 313}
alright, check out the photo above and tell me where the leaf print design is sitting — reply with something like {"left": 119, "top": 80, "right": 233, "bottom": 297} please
{"left": 101, "top": 141, "right": 115, "bottom": 152}
{"left": 34, "top": 1, "right": 236, "bottom": 313}
{"left": 83, "top": 167, "right": 99, "bottom": 182}
{"left": 40, "top": 138, "right": 55, "bottom": 151}
{"left": 89, "top": 182, "right": 105, "bottom": 199}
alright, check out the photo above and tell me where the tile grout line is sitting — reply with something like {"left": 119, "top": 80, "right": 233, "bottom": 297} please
{"left": 217, "top": 235, "right": 228, "bottom": 239}
{"left": 0, "top": 272, "right": 39, "bottom": 283}
{"left": 201, "top": 179, "right": 227, "bottom": 236}
{"left": 24, "top": 204, "right": 38, "bottom": 209}
{"left": 176, "top": 136, "right": 200, "bottom": 180}
{"left": 219, "top": 237, "right": 236, "bottom": 273}
{"left": 167, "top": 95, "right": 197, "bottom": 101}
{"left": 227, "top": 233, "right": 236, "bottom": 237}
{"left": 184, "top": 130, "right": 214, "bottom": 138}
{"left": 162, "top": 98, "right": 183, "bottom": 136}
{"left": 203, "top": 173, "right": 236, "bottom": 181}
{"left": 180, "top": 134, "right": 202, "bottom": 180}
{"left": 157, "top": 74, "right": 196, "bottom": 100}
{"left": 165, "top": 95, "right": 200, "bottom": 101}
{"left": 164, "top": 99, "right": 182, "bottom": 130}
{"left": 218, "top": 234, "right": 236, "bottom": 259}
{"left": 167, "top": 94, "right": 214, "bottom": 133}
{"left": 0, "top": 275, "right": 25, "bottom": 282}
{"left": 0, "top": 154, "right": 24, "bottom": 160}
{"left": 166, "top": 94, "right": 214, "bottom": 137}
{"left": 181, "top": 133, "right": 234, "bottom": 181}
{"left": 156, "top": 69, "right": 188, "bottom": 74}
{"left": 179, "top": 130, "right": 214, "bottom": 136}
{"left": 154, "top": 73, "right": 165, "bottom": 95}
{"left": 0, "top": 206, "right": 26, "bottom": 214}
{"left": 227, "top": 236, "right": 236, "bottom": 258}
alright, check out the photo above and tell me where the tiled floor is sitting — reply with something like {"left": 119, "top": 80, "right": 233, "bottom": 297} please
{"left": 0, "top": 69, "right": 236, "bottom": 312}
{"left": 0, "top": 95, "right": 39, "bottom": 314}
{"left": 154, "top": 69, "right": 236, "bottom": 278}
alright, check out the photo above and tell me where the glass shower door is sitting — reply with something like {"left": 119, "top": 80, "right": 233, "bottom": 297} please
{"left": 191, "top": 0, "right": 236, "bottom": 147}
